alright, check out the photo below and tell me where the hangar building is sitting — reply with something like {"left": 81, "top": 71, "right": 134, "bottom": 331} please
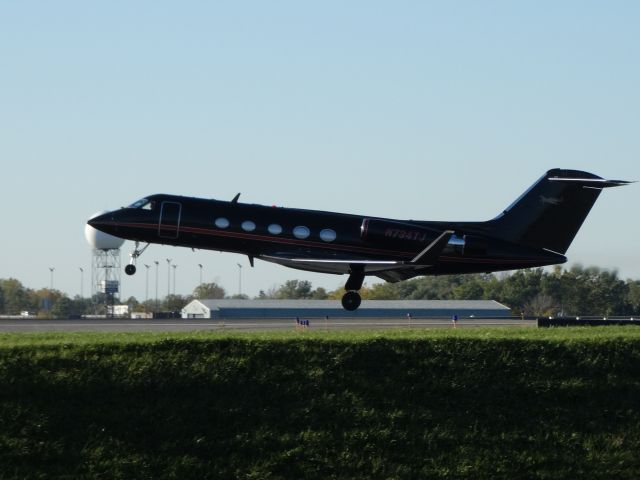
{"left": 181, "top": 299, "right": 510, "bottom": 320}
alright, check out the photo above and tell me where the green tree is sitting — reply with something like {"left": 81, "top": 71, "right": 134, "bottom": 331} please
{"left": 363, "top": 282, "right": 401, "bottom": 300}
{"left": 274, "top": 280, "right": 314, "bottom": 299}
{"left": 311, "top": 287, "right": 329, "bottom": 300}
{"left": 266, "top": 280, "right": 330, "bottom": 300}
{"left": 69, "top": 296, "right": 93, "bottom": 316}
{"left": 257, "top": 286, "right": 278, "bottom": 299}
{"left": 559, "top": 266, "right": 589, "bottom": 314}
{"left": 0, "top": 279, "right": 29, "bottom": 314}
{"left": 482, "top": 274, "right": 505, "bottom": 304}
{"left": 524, "top": 293, "right": 556, "bottom": 317}
{"left": 452, "top": 275, "right": 487, "bottom": 300}
{"left": 193, "top": 282, "right": 226, "bottom": 299}
{"left": 408, "top": 275, "right": 479, "bottom": 300}
{"left": 330, "top": 267, "right": 636, "bottom": 316}
{"left": 32, "top": 289, "right": 65, "bottom": 316}
{"left": 554, "top": 265, "right": 602, "bottom": 315}
{"left": 140, "top": 299, "right": 159, "bottom": 313}
{"left": 589, "top": 269, "right": 627, "bottom": 316}
{"left": 540, "top": 265, "right": 564, "bottom": 314}
{"left": 627, "top": 281, "right": 640, "bottom": 314}
{"left": 51, "top": 296, "right": 74, "bottom": 318}
{"left": 164, "top": 294, "right": 190, "bottom": 312}
{"left": 123, "top": 296, "right": 142, "bottom": 314}
{"left": 228, "top": 294, "right": 249, "bottom": 300}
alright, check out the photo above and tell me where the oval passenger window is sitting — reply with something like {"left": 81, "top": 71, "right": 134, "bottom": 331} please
{"left": 293, "top": 226, "right": 310, "bottom": 239}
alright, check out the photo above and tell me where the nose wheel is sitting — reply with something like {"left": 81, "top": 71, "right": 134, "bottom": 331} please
{"left": 341, "top": 267, "right": 365, "bottom": 311}
{"left": 125, "top": 241, "right": 150, "bottom": 276}
{"left": 341, "top": 291, "right": 362, "bottom": 311}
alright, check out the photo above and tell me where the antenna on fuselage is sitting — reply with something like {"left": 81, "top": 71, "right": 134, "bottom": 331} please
{"left": 231, "top": 193, "right": 241, "bottom": 203}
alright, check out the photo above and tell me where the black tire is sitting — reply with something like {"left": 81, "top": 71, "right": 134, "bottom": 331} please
{"left": 125, "top": 264, "right": 137, "bottom": 276}
{"left": 341, "top": 291, "right": 361, "bottom": 311}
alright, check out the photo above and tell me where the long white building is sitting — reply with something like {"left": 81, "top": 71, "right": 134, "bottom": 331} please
{"left": 182, "top": 299, "right": 511, "bottom": 320}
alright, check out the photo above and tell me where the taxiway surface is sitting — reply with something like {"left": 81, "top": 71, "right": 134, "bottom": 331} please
{"left": 0, "top": 317, "right": 535, "bottom": 333}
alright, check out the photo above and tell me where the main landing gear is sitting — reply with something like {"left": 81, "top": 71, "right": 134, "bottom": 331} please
{"left": 124, "top": 241, "right": 150, "bottom": 276}
{"left": 341, "top": 268, "right": 365, "bottom": 311}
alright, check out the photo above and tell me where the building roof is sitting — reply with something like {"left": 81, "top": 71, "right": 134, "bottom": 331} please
{"left": 182, "top": 299, "right": 511, "bottom": 319}
{"left": 192, "top": 299, "right": 508, "bottom": 311}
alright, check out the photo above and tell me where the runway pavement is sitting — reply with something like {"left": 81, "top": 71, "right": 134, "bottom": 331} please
{"left": 0, "top": 317, "right": 536, "bottom": 333}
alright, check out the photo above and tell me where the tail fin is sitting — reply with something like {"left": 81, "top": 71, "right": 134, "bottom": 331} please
{"left": 486, "top": 169, "right": 632, "bottom": 254}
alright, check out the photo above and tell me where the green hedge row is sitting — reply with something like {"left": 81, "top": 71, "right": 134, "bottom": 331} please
{"left": 1, "top": 332, "right": 640, "bottom": 479}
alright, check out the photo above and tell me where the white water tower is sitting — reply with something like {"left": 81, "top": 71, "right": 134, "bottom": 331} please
{"left": 85, "top": 212, "right": 125, "bottom": 315}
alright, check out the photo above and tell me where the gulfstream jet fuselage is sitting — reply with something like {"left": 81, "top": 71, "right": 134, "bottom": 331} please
{"left": 87, "top": 169, "right": 632, "bottom": 310}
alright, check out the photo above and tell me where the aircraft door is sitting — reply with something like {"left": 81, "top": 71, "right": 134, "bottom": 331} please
{"left": 158, "top": 201, "right": 182, "bottom": 239}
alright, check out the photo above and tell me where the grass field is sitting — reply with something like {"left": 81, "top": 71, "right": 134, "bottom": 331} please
{"left": 4, "top": 324, "right": 640, "bottom": 346}
{"left": 2, "top": 327, "right": 640, "bottom": 479}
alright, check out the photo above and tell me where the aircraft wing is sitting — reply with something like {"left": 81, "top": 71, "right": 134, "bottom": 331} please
{"left": 260, "top": 230, "right": 453, "bottom": 279}
{"left": 259, "top": 254, "right": 402, "bottom": 275}
{"left": 374, "top": 269, "right": 425, "bottom": 283}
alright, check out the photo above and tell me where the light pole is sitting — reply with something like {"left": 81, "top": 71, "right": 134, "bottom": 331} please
{"left": 144, "top": 264, "right": 150, "bottom": 302}
{"left": 172, "top": 264, "right": 177, "bottom": 295}
{"left": 48, "top": 267, "right": 55, "bottom": 312}
{"left": 198, "top": 263, "right": 203, "bottom": 286}
{"left": 154, "top": 261, "right": 159, "bottom": 310}
{"left": 79, "top": 267, "right": 84, "bottom": 298}
{"left": 237, "top": 263, "right": 242, "bottom": 296}
{"left": 166, "top": 258, "right": 172, "bottom": 299}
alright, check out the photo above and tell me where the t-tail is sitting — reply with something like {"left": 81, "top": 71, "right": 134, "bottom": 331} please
{"left": 485, "top": 169, "right": 633, "bottom": 254}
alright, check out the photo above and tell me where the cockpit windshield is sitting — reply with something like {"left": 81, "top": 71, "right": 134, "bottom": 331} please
{"left": 128, "top": 198, "right": 155, "bottom": 210}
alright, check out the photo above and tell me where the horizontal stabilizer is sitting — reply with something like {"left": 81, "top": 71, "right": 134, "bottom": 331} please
{"left": 549, "top": 176, "right": 635, "bottom": 188}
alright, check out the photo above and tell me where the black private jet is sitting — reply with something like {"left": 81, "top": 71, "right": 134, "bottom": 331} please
{"left": 88, "top": 169, "right": 632, "bottom": 310}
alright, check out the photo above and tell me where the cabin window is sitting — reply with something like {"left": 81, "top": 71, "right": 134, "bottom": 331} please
{"left": 242, "top": 220, "right": 256, "bottom": 232}
{"left": 293, "top": 226, "right": 310, "bottom": 239}
{"left": 320, "top": 229, "right": 337, "bottom": 242}
{"left": 268, "top": 224, "right": 283, "bottom": 235}
{"left": 215, "top": 217, "right": 230, "bottom": 229}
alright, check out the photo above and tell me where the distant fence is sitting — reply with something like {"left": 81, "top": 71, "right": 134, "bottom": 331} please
{"left": 538, "top": 317, "right": 640, "bottom": 327}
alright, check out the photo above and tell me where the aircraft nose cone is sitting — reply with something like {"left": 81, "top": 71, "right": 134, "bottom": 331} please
{"left": 85, "top": 210, "right": 125, "bottom": 249}
{"left": 86, "top": 211, "right": 119, "bottom": 234}
{"left": 87, "top": 211, "right": 117, "bottom": 227}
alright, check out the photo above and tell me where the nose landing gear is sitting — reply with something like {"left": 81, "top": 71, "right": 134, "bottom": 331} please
{"left": 341, "top": 290, "right": 362, "bottom": 311}
{"left": 125, "top": 241, "right": 150, "bottom": 276}
{"left": 341, "top": 267, "right": 365, "bottom": 311}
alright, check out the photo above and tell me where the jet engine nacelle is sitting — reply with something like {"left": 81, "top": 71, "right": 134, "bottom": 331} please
{"left": 463, "top": 235, "right": 488, "bottom": 256}
{"left": 360, "top": 218, "right": 441, "bottom": 247}
{"left": 361, "top": 218, "right": 470, "bottom": 255}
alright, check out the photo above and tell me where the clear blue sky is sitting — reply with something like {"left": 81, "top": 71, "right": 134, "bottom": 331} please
{"left": 1, "top": 1, "right": 638, "bottom": 300}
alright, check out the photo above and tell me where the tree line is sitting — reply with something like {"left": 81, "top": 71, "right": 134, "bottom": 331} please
{"left": 353, "top": 265, "right": 640, "bottom": 316}
{"left": 1, "top": 265, "right": 639, "bottom": 317}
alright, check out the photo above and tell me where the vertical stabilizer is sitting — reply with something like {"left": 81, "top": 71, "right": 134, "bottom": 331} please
{"left": 487, "top": 169, "right": 630, "bottom": 254}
